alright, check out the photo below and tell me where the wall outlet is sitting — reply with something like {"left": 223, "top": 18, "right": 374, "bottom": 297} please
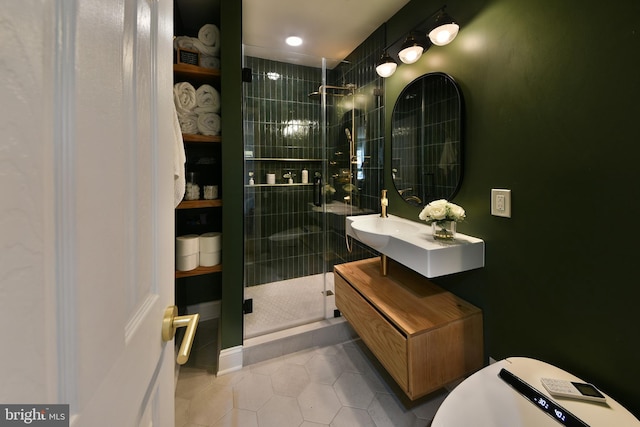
{"left": 491, "top": 189, "right": 511, "bottom": 218}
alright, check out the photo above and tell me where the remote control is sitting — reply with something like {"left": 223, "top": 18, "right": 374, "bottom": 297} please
{"left": 540, "top": 377, "right": 606, "bottom": 403}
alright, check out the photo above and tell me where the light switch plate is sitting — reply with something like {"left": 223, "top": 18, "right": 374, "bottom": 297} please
{"left": 491, "top": 189, "right": 511, "bottom": 217}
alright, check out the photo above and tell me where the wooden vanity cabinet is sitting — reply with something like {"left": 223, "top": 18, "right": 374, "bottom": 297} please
{"left": 334, "top": 258, "right": 483, "bottom": 400}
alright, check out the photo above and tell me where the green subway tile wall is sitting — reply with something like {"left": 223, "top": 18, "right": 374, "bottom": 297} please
{"left": 242, "top": 28, "right": 387, "bottom": 286}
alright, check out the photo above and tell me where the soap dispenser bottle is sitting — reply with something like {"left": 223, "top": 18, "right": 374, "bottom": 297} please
{"left": 248, "top": 171, "right": 254, "bottom": 185}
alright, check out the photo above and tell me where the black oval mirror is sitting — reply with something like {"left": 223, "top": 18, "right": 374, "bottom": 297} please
{"left": 391, "top": 72, "right": 463, "bottom": 206}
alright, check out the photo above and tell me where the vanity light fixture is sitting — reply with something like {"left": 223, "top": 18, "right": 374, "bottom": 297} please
{"left": 375, "top": 51, "right": 397, "bottom": 78}
{"left": 398, "top": 34, "right": 428, "bottom": 64}
{"left": 376, "top": 5, "right": 460, "bottom": 78}
{"left": 428, "top": 10, "right": 459, "bottom": 46}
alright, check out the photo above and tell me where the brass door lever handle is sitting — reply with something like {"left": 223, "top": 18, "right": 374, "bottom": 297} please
{"left": 162, "top": 305, "right": 200, "bottom": 365}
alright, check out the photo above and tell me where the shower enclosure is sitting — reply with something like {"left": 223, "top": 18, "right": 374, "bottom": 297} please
{"left": 242, "top": 45, "right": 384, "bottom": 339}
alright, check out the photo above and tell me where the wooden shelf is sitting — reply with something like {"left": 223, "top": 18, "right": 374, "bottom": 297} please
{"left": 245, "top": 183, "right": 314, "bottom": 188}
{"left": 245, "top": 157, "right": 322, "bottom": 162}
{"left": 173, "top": 63, "right": 220, "bottom": 80}
{"left": 176, "top": 199, "right": 222, "bottom": 209}
{"left": 182, "top": 133, "right": 221, "bottom": 143}
{"left": 175, "top": 264, "right": 222, "bottom": 278}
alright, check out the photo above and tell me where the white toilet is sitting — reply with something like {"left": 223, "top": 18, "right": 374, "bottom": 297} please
{"left": 432, "top": 357, "right": 639, "bottom": 427}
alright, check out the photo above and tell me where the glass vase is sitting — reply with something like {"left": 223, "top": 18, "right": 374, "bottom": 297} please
{"left": 432, "top": 221, "right": 456, "bottom": 241}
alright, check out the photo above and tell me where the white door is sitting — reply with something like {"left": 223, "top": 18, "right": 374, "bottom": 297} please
{"left": 0, "top": 1, "right": 177, "bottom": 426}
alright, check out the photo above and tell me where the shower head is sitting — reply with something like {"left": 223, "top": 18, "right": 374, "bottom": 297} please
{"left": 308, "top": 84, "right": 357, "bottom": 101}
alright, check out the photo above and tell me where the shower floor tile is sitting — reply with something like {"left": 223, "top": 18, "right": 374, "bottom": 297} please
{"left": 244, "top": 273, "right": 336, "bottom": 339}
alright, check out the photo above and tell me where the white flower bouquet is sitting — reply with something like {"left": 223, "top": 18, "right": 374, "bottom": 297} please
{"left": 418, "top": 199, "right": 466, "bottom": 225}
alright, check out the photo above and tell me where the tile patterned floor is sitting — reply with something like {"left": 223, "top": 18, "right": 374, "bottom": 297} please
{"left": 175, "top": 330, "right": 449, "bottom": 427}
{"left": 243, "top": 273, "right": 336, "bottom": 339}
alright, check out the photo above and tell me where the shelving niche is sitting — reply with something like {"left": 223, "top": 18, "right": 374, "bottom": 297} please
{"left": 173, "top": 45, "right": 222, "bottom": 278}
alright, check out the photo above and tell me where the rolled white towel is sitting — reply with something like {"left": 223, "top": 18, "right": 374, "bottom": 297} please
{"left": 174, "top": 35, "right": 219, "bottom": 57}
{"left": 177, "top": 112, "right": 199, "bottom": 135}
{"left": 197, "top": 112, "right": 221, "bottom": 136}
{"left": 193, "top": 39, "right": 219, "bottom": 57}
{"left": 199, "top": 55, "right": 221, "bottom": 70}
{"left": 193, "top": 106, "right": 217, "bottom": 115}
{"left": 195, "top": 84, "right": 220, "bottom": 113}
{"left": 173, "top": 82, "right": 197, "bottom": 113}
{"left": 198, "top": 24, "right": 219, "bottom": 48}
{"left": 174, "top": 36, "right": 197, "bottom": 52}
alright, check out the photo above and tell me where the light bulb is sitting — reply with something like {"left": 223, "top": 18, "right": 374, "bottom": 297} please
{"left": 376, "top": 61, "right": 397, "bottom": 78}
{"left": 429, "top": 23, "right": 459, "bottom": 46}
{"left": 375, "top": 52, "right": 397, "bottom": 78}
{"left": 398, "top": 45, "right": 423, "bottom": 64}
{"left": 285, "top": 36, "right": 303, "bottom": 47}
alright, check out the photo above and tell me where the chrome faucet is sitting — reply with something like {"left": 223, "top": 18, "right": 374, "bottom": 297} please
{"left": 380, "top": 189, "right": 388, "bottom": 218}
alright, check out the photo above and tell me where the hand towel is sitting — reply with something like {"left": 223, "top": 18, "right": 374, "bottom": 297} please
{"left": 438, "top": 139, "right": 457, "bottom": 173}
{"left": 197, "top": 112, "right": 221, "bottom": 136}
{"left": 195, "top": 84, "right": 220, "bottom": 113}
{"left": 172, "top": 105, "right": 186, "bottom": 207}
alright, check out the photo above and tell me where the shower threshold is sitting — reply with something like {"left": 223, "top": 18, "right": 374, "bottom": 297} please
{"left": 243, "top": 316, "right": 356, "bottom": 366}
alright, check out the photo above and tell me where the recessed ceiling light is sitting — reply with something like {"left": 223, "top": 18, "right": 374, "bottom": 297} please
{"left": 286, "top": 36, "right": 303, "bottom": 47}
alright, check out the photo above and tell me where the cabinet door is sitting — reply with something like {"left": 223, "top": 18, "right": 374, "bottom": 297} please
{"left": 408, "top": 314, "right": 484, "bottom": 398}
{"left": 335, "top": 274, "right": 409, "bottom": 391}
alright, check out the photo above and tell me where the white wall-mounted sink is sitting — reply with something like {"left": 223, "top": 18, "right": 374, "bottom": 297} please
{"left": 350, "top": 216, "right": 419, "bottom": 250}
{"left": 346, "top": 214, "right": 484, "bottom": 278}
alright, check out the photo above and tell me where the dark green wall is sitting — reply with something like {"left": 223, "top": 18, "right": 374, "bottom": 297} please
{"left": 220, "top": 0, "right": 244, "bottom": 350}
{"left": 385, "top": 0, "right": 640, "bottom": 416}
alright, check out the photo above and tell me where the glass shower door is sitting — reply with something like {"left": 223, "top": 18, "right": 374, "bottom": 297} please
{"left": 241, "top": 50, "right": 331, "bottom": 339}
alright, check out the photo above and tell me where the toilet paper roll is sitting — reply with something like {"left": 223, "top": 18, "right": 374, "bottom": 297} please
{"left": 176, "top": 253, "right": 199, "bottom": 271}
{"left": 199, "top": 251, "right": 221, "bottom": 267}
{"left": 176, "top": 234, "right": 199, "bottom": 256}
{"left": 199, "top": 232, "right": 222, "bottom": 252}
{"left": 266, "top": 173, "right": 276, "bottom": 184}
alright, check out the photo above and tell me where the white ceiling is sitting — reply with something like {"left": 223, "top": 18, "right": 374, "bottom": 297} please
{"left": 174, "top": 0, "right": 410, "bottom": 69}
{"left": 242, "top": 0, "right": 410, "bottom": 69}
